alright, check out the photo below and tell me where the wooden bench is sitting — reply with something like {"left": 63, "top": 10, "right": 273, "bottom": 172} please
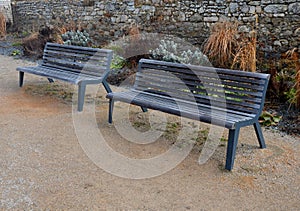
{"left": 17, "top": 42, "right": 113, "bottom": 111}
{"left": 106, "top": 59, "right": 270, "bottom": 170}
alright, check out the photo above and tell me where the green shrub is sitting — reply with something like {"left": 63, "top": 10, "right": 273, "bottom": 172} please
{"left": 111, "top": 55, "right": 127, "bottom": 70}
{"left": 61, "top": 30, "right": 91, "bottom": 46}
{"left": 259, "top": 111, "right": 282, "bottom": 127}
{"left": 150, "top": 40, "right": 210, "bottom": 66}
{"left": 11, "top": 50, "right": 21, "bottom": 56}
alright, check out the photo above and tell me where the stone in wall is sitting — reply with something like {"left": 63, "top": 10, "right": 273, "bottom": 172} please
{"left": 288, "top": 2, "right": 300, "bottom": 13}
{"left": 264, "top": 4, "right": 288, "bottom": 14}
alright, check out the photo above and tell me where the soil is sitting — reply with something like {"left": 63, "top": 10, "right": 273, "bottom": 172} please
{"left": 0, "top": 51, "right": 300, "bottom": 210}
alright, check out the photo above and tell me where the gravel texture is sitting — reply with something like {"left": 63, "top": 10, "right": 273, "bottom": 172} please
{"left": 0, "top": 54, "right": 299, "bottom": 210}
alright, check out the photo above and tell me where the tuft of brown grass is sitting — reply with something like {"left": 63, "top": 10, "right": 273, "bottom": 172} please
{"left": 49, "top": 25, "right": 65, "bottom": 44}
{"left": 285, "top": 48, "right": 300, "bottom": 108}
{"left": 204, "top": 18, "right": 259, "bottom": 72}
{"left": 232, "top": 15, "right": 258, "bottom": 72}
{"left": 203, "top": 21, "right": 239, "bottom": 68}
{"left": 22, "top": 32, "right": 47, "bottom": 57}
{"left": 232, "top": 33, "right": 257, "bottom": 72}
{"left": 128, "top": 24, "right": 140, "bottom": 42}
{"left": 0, "top": 12, "right": 6, "bottom": 39}
{"left": 22, "top": 25, "right": 67, "bottom": 57}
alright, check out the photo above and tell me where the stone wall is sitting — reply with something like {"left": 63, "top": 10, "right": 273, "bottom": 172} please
{"left": 11, "top": 0, "right": 300, "bottom": 54}
{"left": 0, "top": 0, "right": 12, "bottom": 23}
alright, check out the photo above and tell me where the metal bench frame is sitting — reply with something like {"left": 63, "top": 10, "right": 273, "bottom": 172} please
{"left": 17, "top": 42, "right": 113, "bottom": 111}
{"left": 106, "top": 59, "right": 270, "bottom": 170}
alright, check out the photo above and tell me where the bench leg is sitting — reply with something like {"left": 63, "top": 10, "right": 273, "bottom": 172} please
{"left": 19, "top": 71, "right": 24, "bottom": 87}
{"left": 253, "top": 121, "right": 266, "bottom": 149}
{"left": 102, "top": 81, "right": 112, "bottom": 93}
{"left": 108, "top": 99, "right": 114, "bottom": 124}
{"left": 78, "top": 83, "right": 86, "bottom": 112}
{"left": 225, "top": 128, "right": 240, "bottom": 171}
{"left": 48, "top": 78, "right": 54, "bottom": 83}
{"left": 141, "top": 107, "right": 148, "bottom": 112}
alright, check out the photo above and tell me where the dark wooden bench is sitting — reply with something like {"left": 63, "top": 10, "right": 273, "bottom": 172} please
{"left": 17, "top": 42, "right": 113, "bottom": 111}
{"left": 106, "top": 59, "right": 270, "bottom": 170}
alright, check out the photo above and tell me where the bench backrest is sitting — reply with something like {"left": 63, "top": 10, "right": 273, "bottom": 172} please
{"left": 134, "top": 59, "right": 270, "bottom": 118}
{"left": 41, "top": 42, "right": 113, "bottom": 78}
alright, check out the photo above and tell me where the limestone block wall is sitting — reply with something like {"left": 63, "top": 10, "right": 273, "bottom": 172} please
{"left": 11, "top": 0, "right": 300, "bottom": 54}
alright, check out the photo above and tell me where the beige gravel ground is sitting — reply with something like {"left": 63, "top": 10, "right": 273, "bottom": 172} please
{"left": 0, "top": 55, "right": 299, "bottom": 210}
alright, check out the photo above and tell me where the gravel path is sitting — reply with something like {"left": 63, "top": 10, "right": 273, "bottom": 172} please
{"left": 0, "top": 55, "right": 299, "bottom": 210}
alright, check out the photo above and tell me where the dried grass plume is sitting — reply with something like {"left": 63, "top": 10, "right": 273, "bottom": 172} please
{"left": 0, "top": 12, "right": 6, "bottom": 39}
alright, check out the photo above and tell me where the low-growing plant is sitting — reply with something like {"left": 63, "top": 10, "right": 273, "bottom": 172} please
{"left": 61, "top": 30, "right": 91, "bottom": 46}
{"left": 284, "top": 48, "right": 300, "bottom": 109}
{"left": 12, "top": 42, "right": 23, "bottom": 47}
{"left": 150, "top": 39, "right": 211, "bottom": 66}
{"left": 162, "top": 121, "right": 181, "bottom": 142}
{"left": 259, "top": 111, "right": 282, "bottom": 127}
{"left": 268, "top": 48, "right": 300, "bottom": 109}
{"left": 11, "top": 50, "right": 21, "bottom": 56}
{"left": 21, "top": 31, "right": 30, "bottom": 38}
{"left": 284, "top": 88, "right": 297, "bottom": 109}
{"left": 111, "top": 54, "right": 127, "bottom": 70}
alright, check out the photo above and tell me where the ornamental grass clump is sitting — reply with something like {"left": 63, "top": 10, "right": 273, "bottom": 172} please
{"left": 284, "top": 48, "right": 300, "bottom": 109}
{"left": 203, "top": 20, "right": 258, "bottom": 72}
{"left": 203, "top": 21, "right": 239, "bottom": 68}
{"left": 231, "top": 34, "right": 257, "bottom": 72}
{"left": 0, "top": 12, "right": 6, "bottom": 39}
